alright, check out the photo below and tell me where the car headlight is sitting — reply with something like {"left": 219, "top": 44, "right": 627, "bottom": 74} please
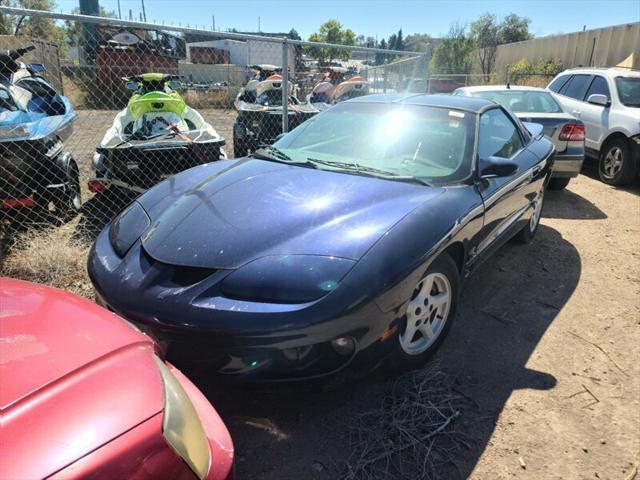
{"left": 154, "top": 356, "right": 211, "bottom": 480}
{"left": 108, "top": 201, "right": 150, "bottom": 257}
{"left": 220, "top": 255, "right": 355, "bottom": 303}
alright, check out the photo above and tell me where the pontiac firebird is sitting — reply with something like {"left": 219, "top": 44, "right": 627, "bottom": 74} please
{"left": 89, "top": 94, "right": 554, "bottom": 382}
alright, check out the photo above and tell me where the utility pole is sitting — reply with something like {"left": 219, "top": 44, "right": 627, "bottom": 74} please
{"left": 212, "top": 15, "right": 215, "bottom": 31}
{"left": 258, "top": 16, "right": 261, "bottom": 32}
{"left": 141, "top": 0, "right": 147, "bottom": 22}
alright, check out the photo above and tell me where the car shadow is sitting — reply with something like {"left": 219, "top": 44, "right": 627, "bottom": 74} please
{"left": 543, "top": 186, "right": 607, "bottom": 220}
{"left": 580, "top": 160, "right": 640, "bottom": 196}
{"left": 191, "top": 223, "right": 581, "bottom": 480}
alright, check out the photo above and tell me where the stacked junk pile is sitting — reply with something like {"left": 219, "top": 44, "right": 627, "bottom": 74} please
{"left": 0, "top": 6, "right": 425, "bottom": 240}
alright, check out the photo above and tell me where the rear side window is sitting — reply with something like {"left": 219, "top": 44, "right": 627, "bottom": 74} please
{"left": 559, "top": 74, "right": 592, "bottom": 100}
{"left": 548, "top": 75, "right": 571, "bottom": 93}
{"left": 585, "top": 76, "right": 611, "bottom": 100}
{"left": 478, "top": 108, "right": 524, "bottom": 159}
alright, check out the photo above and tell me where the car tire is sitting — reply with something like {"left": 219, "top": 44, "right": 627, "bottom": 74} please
{"left": 599, "top": 138, "right": 636, "bottom": 186}
{"left": 516, "top": 186, "right": 545, "bottom": 244}
{"left": 388, "top": 253, "right": 459, "bottom": 371}
{"left": 548, "top": 177, "right": 570, "bottom": 190}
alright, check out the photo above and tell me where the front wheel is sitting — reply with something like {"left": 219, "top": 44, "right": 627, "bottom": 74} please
{"left": 389, "top": 254, "right": 459, "bottom": 370}
{"left": 599, "top": 139, "right": 636, "bottom": 186}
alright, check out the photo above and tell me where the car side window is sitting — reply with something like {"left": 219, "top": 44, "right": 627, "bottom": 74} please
{"left": 478, "top": 108, "right": 524, "bottom": 160}
{"left": 559, "top": 74, "right": 593, "bottom": 100}
{"left": 585, "top": 76, "right": 610, "bottom": 100}
{"left": 548, "top": 75, "right": 571, "bottom": 93}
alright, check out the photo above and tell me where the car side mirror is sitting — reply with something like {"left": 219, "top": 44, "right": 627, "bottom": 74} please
{"left": 274, "top": 133, "right": 286, "bottom": 142}
{"left": 587, "top": 93, "right": 610, "bottom": 107}
{"left": 479, "top": 156, "right": 518, "bottom": 178}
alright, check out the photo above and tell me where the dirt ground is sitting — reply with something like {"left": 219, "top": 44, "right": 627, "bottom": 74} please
{"left": 1, "top": 109, "right": 639, "bottom": 479}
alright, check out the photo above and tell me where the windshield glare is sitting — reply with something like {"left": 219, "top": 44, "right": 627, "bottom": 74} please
{"left": 273, "top": 102, "right": 476, "bottom": 183}
{"left": 471, "top": 90, "right": 562, "bottom": 113}
{"left": 615, "top": 77, "right": 640, "bottom": 107}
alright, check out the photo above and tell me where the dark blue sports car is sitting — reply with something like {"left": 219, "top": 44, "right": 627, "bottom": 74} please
{"left": 89, "top": 94, "right": 554, "bottom": 382}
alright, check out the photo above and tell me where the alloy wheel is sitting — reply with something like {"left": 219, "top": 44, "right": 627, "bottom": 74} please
{"left": 399, "top": 272, "right": 452, "bottom": 355}
{"left": 602, "top": 146, "right": 623, "bottom": 179}
{"left": 530, "top": 188, "right": 545, "bottom": 232}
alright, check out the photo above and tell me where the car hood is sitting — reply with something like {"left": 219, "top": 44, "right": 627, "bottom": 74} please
{"left": 0, "top": 279, "right": 163, "bottom": 479}
{"left": 140, "top": 159, "right": 443, "bottom": 269}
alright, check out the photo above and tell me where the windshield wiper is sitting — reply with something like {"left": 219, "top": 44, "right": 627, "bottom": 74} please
{"left": 253, "top": 147, "right": 317, "bottom": 168}
{"left": 307, "top": 157, "right": 432, "bottom": 186}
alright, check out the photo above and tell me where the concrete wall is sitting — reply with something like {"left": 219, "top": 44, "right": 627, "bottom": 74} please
{"left": 492, "top": 22, "right": 640, "bottom": 73}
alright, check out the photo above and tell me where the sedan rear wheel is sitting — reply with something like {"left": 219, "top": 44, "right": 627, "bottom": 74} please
{"left": 389, "top": 254, "right": 459, "bottom": 369}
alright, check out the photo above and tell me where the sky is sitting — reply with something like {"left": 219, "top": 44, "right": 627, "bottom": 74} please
{"left": 53, "top": 0, "right": 640, "bottom": 40}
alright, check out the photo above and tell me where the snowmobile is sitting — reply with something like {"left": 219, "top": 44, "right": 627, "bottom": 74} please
{"left": 0, "top": 45, "right": 80, "bottom": 221}
{"left": 307, "top": 66, "right": 370, "bottom": 111}
{"left": 90, "top": 73, "right": 226, "bottom": 194}
{"left": 233, "top": 65, "right": 318, "bottom": 157}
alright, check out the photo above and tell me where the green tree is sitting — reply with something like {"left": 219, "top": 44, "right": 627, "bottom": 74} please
{"left": 429, "top": 23, "right": 473, "bottom": 74}
{"left": 375, "top": 38, "right": 387, "bottom": 65}
{"left": 500, "top": 14, "right": 533, "bottom": 43}
{"left": 1, "top": 0, "right": 64, "bottom": 44}
{"left": 306, "top": 19, "right": 356, "bottom": 62}
{"left": 395, "top": 29, "right": 404, "bottom": 51}
{"left": 470, "top": 13, "right": 500, "bottom": 79}
{"left": 470, "top": 13, "right": 533, "bottom": 77}
{"left": 404, "top": 33, "right": 432, "bottom": 53}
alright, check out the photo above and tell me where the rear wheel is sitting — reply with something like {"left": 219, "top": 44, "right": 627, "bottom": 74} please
{"left": 599, "top": 138, "right": 636, "bottom": 186}
{"left": 389, "top": 254, "right": 459, "bottom": 370}
{"left": 548, "top": 177, "right": 570, "bottom": 190}
{"left": 516, "top": 186, "right": 544, "bottom": 243}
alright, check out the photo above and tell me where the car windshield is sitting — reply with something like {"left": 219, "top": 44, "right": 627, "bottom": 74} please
{"left": 272, "top": 102, "right": 476, "bottom": 183}
{"left": 615, "top": 77, "right": 640, "bottom": 107}
{"left": 471, "top": 90, "right": 562, "bottom": 113}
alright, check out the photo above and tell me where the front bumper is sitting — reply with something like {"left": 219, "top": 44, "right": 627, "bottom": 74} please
{"left": 89, "top": 227, "right": 396, "bottom": 383}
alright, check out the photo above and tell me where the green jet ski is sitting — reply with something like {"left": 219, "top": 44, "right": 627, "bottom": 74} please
{"left": 90, "top": 73, "right": 226, "bottom": 194}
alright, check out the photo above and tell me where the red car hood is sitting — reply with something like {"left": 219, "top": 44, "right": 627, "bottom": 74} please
{"left": 0, "top": 279, "right": 164, "bottom": 479}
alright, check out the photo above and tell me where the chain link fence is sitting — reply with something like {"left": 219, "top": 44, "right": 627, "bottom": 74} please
{"left": 0, "top": 6, "right": 559, "bottom": 272}
{"left": 0, "top": 7, "right": 428, "bottom": 250}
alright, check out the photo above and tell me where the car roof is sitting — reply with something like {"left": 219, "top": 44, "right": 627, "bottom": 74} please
{"left": 556, "top": 67, "right": 640, "bottom": 78}
{"left": 459, "top": 85, "right": 547, "bottom": 92}
{"left": 349, "top": 93, "right": 495, "bottom": 113}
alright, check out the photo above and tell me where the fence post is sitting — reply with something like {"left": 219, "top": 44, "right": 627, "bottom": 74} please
{"left": 282, "top": 38, "right": 289, "bottom": 134}
{"left": 504, "top": 64, "right": 510, "bottom": 84}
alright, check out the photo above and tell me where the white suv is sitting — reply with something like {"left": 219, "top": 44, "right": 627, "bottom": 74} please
{"left": 547, "top": 68, "right": 640, "bottom": 185}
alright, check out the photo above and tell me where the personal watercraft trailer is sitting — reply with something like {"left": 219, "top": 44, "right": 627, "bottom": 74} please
{"left": 90, "top": 73, "right": 226, "bottom": 194}
{"left": 0, "top": 45, "right": 80, "bottom": 221}
{"left": 233, "top": 66, "right": 318, "bottom": 157}
{"left": 307, "top": 66, "right": 370, "bottom": 111}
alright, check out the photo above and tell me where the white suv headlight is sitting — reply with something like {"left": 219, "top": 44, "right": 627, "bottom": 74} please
{"left": 154, "top": 356, "right": 211, "bottom": 480}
